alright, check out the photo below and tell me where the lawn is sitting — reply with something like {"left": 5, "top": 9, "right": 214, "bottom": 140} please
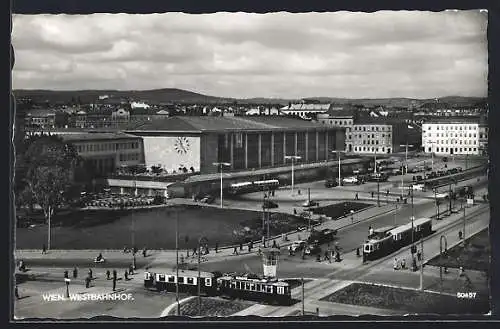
{"left": 427, "top": 229, "right": 490, "bottom": 272}
{"left": 167, "top": 297, "right": 254, "bottom": 317}
{"left": 321, "top": 282, "right": 490, "bottom": 315}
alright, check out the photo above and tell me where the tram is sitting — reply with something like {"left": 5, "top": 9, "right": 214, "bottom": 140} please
{"left": 362, "top": 217, "right": 433, "bottom": 261}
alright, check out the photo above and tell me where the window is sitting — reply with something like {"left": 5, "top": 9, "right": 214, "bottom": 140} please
{"left": 158, "top": 274, "right": 165, "bottom": 282}
{"left": 266, "top": 286, "right": 273, "bottom": 293}
{"left": 168, "top": 276, "right": 175, "bottom": 283}
{"left": 178, "top": 277, "right": 184, "bottom": 284}
{"left": 187, "top": 277, "right": 194, "bottom": 285}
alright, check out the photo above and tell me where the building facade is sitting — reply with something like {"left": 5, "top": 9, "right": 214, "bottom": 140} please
{"left": 478, "top": 124, "right": 488, "bottom": 155}
{"left": 59, "top": 132, "right": 145, "bottom": 175}
{"left": 280, "top": 103, "right": 331, "bottom": 119}
{"left": 421, "top": 121, "right": 481, "bottom": 155}
{"left": 24, "top": 109, "right": 56, "bottom": 129}
{"left": 127, "top": 116, "right": 344, "bottom": 175}
{"left": 345, "top": 123, "right": 394, "bottom": 154}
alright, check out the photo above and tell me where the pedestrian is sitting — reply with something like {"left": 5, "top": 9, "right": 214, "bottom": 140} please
{"left": 64, "top": 270, "right": 69, "bottom": 279}
{"left": 288, "top": 246, "right": 293, "bottom": 256}
{"left": 15, "top": 285, "right": 19, "bottom": 299}
{"left": 42, "top": 244, "right": 47, "bottom": 254}
{"left": 356, "top": 247, "right": 360, "bottom": 257}
{"left": 298, "top": 189, "right": 301, "bottom": 195}
{"left": 73, "top": 267, "right": 78, "bottom": 279}
{"left": 112, "top": 277, "right": 117, "bottom": 291}
{"left": 106, "top": 270, "right": 111, "bottom": 280}
{"left": 124, "top": 271, "right": 129, "bottom": 281}
{"left": 368, "top": 226, "right": 373, "bottom": 237}
{"left": 193, "top": 247, "right": 197, "bottom": 255}
{"left": 335, "top": 252, "right": 341, "bottom": 262}
{"left": 458, "top": 231, "right": 463, "bottom": 240}
{"left": 417, "top": 250, "right": 422, "bottom": 261}
{"left": 459, "top": 266, "right": 465, "bottom": 277}
{"left": 371, "top": 191, "right": 374, "bottom": 198}
{"left": 233, "top": 247, "right": 238, "bottom": 255}
{"left": 85, "top": 276, "right": 90, "bottom": 288}
{"left": 88, "top": 268, "right": 93, "bottom": 279}
{"left": 113, "top": 270, "right": 117, "bottom": 280}
{"left": 355, "top": 193, "right": 359, "bottom": 200}
{"left": 129, "top": 265, "right": 134, "bottom": 275}
{"left": 293, "top": 208, "right": 297, "bottom": 215}
{"left": 401, "top": 258, "right": 406, "bottom": 269}
{"left": 272, "top": 190, "right": 275, "bottom": 197}
{"left": 324, "top": 250, "right": 329, "bottom": 261}
{"left": 143, "top": 248, "right": 147, "bottom": 258}
{"left": 240, "top": 242, "right": 243, "bottom": 251}
{"left": 393, "top": 258, "right": 399, "bottom": 270}
{"left": 215, "top": 242, "right": 219, "bottom": 253}
{"left": 272, "top": 240, "right": 277, "bottom": 249}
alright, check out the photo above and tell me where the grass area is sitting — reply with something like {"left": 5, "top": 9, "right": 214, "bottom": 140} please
{"left": 311, "top": 202, "right": 371, "bottom": 219}
{"left": 427, "top": 229, "right": 490, "bottom": 272}
{"left": 167, "top": 297, "right": 254, "bottom": 317}
{"left": 321, "top": 282, "right": 489, "bottom": 315}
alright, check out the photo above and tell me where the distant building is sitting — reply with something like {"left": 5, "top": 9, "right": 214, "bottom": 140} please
{"left": 131, "top": 101, "right": 151, "bottom": 109}
{"left": 111, "top": 108, "right": 130, "bottom": 125}
{"left": 280, "top": 103, "right": 331, "bottom": 119}
{"left": 316, "top": 108, "right": 355, "bottom": 128}
{"left": 479, "top": 123, "right": 488, "bottom": 156}
{"left": 25, "top": 109, "right": 56, "bottom": 129}
{"left": 422, "top": 118, "right": 481, "bottom": 156}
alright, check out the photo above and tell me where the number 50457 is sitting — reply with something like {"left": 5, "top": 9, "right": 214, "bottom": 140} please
{"left": 457, "top": 292, "right": 477, "bottom": 299}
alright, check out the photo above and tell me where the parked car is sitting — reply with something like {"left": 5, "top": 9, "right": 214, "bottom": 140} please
{"left": 262, "top": 199, "right": 279, "bottom": 209}
{"left": 302, "top": 200, "right": 319, "bottom": 208}
{"left": 290, "top": 240, "right": 307, "bottom": 252}
{"left": 200, "top": 195, "right": 215, "bottom": 204}
{"left": 415, "top": 175, "right": 423, "bottom": 182}
{"left": 426, "top": 172, "right": 437, "bottom": 179}
{"left": 342, "top": 176, "right": 359, "bottom": 185}
{"left": 324, "top": 179, "right": 338, "bottom": 188}
{"left": 369, "top": 172, "right": 389, "bottom": 182}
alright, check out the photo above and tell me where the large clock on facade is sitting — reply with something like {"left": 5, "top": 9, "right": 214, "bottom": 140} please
{"left": 174, "top": 136, "right": 190, "bottom": 154}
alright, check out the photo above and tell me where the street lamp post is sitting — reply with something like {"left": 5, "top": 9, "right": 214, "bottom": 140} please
{"left": 213, "top": 162, "right": 231, "bottom": 209}
{"left": 410, "top": 185, "right": 417, "bottom": 272}
{"left": 175, "top": 208, "right": 180, "bottom": 316}
{"left": 462, "top": 198, "right": 466, "bottom": 247}
{"left": 331, "top": 151, "right": 343, "bottom": 187}
{"left": 285, "top": 155, "right": 302, "bottom": 195}
{"left": 197, "top": 236, "right": 208, "bottom": 316}
{"left": 419, "top": 237, "right": 424, "bottom": 290}
{"left": 399, "top": 143, "right": 414, "bottom": 201}
{"left": 132, "top": 216, "right": 136, "bottom": 270}
{"left": 394, "top": 203, "right": 398, "bottom": 226}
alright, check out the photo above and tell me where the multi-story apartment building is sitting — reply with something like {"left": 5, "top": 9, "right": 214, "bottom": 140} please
{"left": 346, "top": 123, "right": 394, "bottom": 154}
{"left": 24, "top": 109, "right": 56, "bottom": 129}
{"left": 316, "top": 108, "right": 355, "bottom": 128}
{"left": 280, "top": 103, "right": 331, "bottom": 119}
{"left": 421, "top": 119, "right": 481, "bottom": 155}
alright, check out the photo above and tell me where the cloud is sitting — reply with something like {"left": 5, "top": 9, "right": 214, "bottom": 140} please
{"left": 11, "top": 11, "right": 488, "bottom": 99}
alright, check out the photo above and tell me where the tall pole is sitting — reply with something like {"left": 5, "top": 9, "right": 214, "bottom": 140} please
{"left": 463, "top": 199, "right": 466, "bottom": 246}
{"left": 449, "top": 183, "right": 452, "bottom": 214}
{"left": 291, "top": 159, "right": 295, "bottom": 195}
{"left": 377, "top": 179, "right": 380, "bottom": 207}
{"left": 338, "top": 153, "right": 341, "bottom": 186}
{"left": 419, "top": 238, "right": 424, "bottom": 290}
{"left": 220, "top": 166, "right": 223, "bottom": 209}
{"left": 132, "top": 216, "right": 136, "bottom": 270}
{"left": 198, "top": 238, "right": 201, "bottom": 316}
{"left": 405, "top": 142, "right": 408, "bottom": 173}
{"left": 431, "top": 144, "right": 434, "bottom": 172}
{"left": 394, "top": 204, "right": 398, "bottom": 226}
{"left": 301, "top": 277, "right": 305, "bottom": 315}
{"left": 47, "top": 206, "right": 52, "bottom": 250}
{"left": 175, "top": 209, "right": 180, "bottom": 316}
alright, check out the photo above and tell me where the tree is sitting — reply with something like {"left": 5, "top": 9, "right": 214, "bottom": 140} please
{"left": 21, "top": 135, "right": 80, "bottom": 249}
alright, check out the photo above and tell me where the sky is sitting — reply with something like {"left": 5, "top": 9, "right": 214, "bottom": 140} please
{"left": 12, "top": 11, "right": 488, "bottom": 99}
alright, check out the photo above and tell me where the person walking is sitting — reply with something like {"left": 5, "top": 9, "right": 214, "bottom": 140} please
{"left": 88, "top": 268, "right": 93, "bottom": 280}
{"left": 371, "top": 191, "right": 374, "bottom": 198}
{"left": 393, "top": 258, "right": 399, "bottom": 270}
{"left": 401, "top": 258, "right": 406, "bottom": 270}
{"left": 355, "top": 193, "right": 359, "bottom": 200}
{"left": 368, "top": 226, "right": 374, "bottom": 237}
{"left": 15, "top": 285, "right": 19, "bottom": 299}
{"left": 85, "top": 276, "right": 91, "bottom": 288}
{"left": 73, "top": 267, "right": 78, "bottom": 279}
{"left": 233, "top": 247, "right": 238, "bottom": 255}
{"left": 417, "top": 250, "right": 422, "bottom": 262}
{"left": 239, "top": 243, "right": 243, "bottom": 251}
{"left": 106, "top": 270, "right": 111, "bottom": 280}
{"left": 215, "top": 242, "right": 219, "bottom": 253}
{"left": 42, "top": 244, "right": 47, "bottom": 254}
{"left": 112, "top": 277, "right": 117, "bottom": 291}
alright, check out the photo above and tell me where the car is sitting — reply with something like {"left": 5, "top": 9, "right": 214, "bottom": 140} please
{"left": 411, "top": 184, "right": 425, "bottom": 191}
{"left": 308, "top": 228, "right": 337, "bottom": 244}
{"left": 302, "top": 200, "right": 319, "bottom": 208}
{"left": 450, "top": 168, "right": 459, "bottom": 174}
{"left": 262, "top": 200, "right": 279, "bottom": 209}
{"left": 290, "top": 240, "right": 307, "bottom": 252}
{"left": 342, "top": 176, "right": 359, "bottom": 185}
{"left": 457, "top": 166, "right": 463, "bottom": 172}
{"left": 437, "top": 170, "right": 447, "bottom": 177}
{"left": 324, "top": 179, "right": 338, "bottom": 188}
{"left": 305, "top": 243, "right": 322, "bottom": 255}
{"left": 200, "top": 195, "right": 215, "bottom": 204}
{"left": 415, "top": 175, "right": 423, "bottom": 182}
{"left": 426, "top": 172, "right": 437, "bottom": 179}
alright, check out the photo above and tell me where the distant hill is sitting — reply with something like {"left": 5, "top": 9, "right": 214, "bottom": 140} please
{"left": 13, "top": 88, "right": 486, "bottom": 107}
{"left": 13, "top": 88, "right": 233, "bottom": 104}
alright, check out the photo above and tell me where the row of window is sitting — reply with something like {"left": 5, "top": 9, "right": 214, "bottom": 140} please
{"left": 427, "top": 125, "right": 478, "bottom": 131}
{"left": 76, "top": 141, "right": 140, "bottom": 153}
{"left": 119, "top": 153, "right": 141, "bottom": 162}
{"left": 349, "top": 133, "right": 391, "bottom": 139}
{"left": 426, "top": 133, "right": 477, "bottom": 138}
{"left": 428, "top": 147, "right": 478, "bottom": 153}
{"left": 353, "top": 146, "right": 391, "bottom": 153}
{"left": 425, "top": 139, "right": 477, "bottom": 145}
{"left": 351, "top": 126, "right": 392, "bottom": 132}
{"left": 156, "top": 274, "right": 212, "bottom": 286}
{"left": 224, "top": 280, "right": 283, "bottom": 294}
{"left": 322, "top": 120, "right": 352, "bottom": 126}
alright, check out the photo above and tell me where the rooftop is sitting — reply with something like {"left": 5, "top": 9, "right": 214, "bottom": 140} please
{"left": 281, "top": 104, "right": 331, "bottom": 111}
{"left": 127, "top": 116, "right": 331, "bottom": 133}
{"left": 422, "top": 117, "right": 481, "bottom": 124}
{"left": 59, "top": 132, "right": 140, "bottom": 142}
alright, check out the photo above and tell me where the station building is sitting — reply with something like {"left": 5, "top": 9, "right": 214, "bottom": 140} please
{"left": 126, "top": 116, "right": 345, "bottom": 175}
